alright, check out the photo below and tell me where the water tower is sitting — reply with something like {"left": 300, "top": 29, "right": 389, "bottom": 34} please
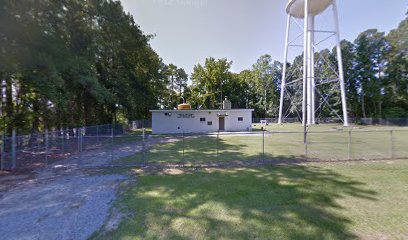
{"left": 277, "top": 0, "right": 349, "bottom": 126}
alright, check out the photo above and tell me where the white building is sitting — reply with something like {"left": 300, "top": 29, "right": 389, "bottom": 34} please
{"left": 150, "top": 109, "right": 254, "bottom": 134}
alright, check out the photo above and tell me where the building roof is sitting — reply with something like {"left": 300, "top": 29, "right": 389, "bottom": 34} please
{"left": 150, "top": 109, "right": 254, "bottom": 112}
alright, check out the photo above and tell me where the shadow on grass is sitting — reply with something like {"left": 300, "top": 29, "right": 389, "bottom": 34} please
{"left": 144, "top": 135, "right": 260, "bottom": 164}
{"left": 139, "top": 131, "right": 408, "bottom": 165}
{"left": 100, "top": 162, "right": 377, "bottom": 239}
{"left": 139, "top": 135, "right": 305, "bottom": 165}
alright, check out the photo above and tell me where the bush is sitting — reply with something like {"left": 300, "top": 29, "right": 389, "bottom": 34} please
{"left": 383, "top": 107, "right": 407, "bottom": 118}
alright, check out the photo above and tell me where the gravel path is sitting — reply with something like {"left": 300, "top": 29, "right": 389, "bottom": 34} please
{"left": 0, "top": 139, "right": 155, "bottom": 240}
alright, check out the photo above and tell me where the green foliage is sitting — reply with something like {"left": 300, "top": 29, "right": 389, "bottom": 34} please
{"left": 190, "top": 57, "right": 232, "bottom": 109}
{"left": 384, "top": 107, "right": 407, "bottom": 118}
{"left": 251, "top": 55, "right": 281, "bottom": 117}
{"left": 159, "top": 64, "right": 188, "bottom": 109}
{"left": 383, "top": 16, "right": 408, "bottom": 114}
{"left": 0, "top": 0, "right": 167, "bottom": 133}
{"left": 354, "top": 29, "right": 388, "bottom": 118}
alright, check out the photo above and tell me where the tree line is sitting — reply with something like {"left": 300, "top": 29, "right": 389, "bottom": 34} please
{"left": 0, "top": 0, "right": 172, "bottom": 134}
{"left": 0, "top": 1, "right": 406, "bottom": 134}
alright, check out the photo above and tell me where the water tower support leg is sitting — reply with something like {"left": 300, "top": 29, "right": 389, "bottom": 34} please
{"left": 302, "top": 0, "right": 309, "bottom": 126}
{"left": 307, "top": 16, "right": 315, "bottom": 125}
{"left": 278, "top": 14, "right": 291, "bottom": 125}
{"left": 332, "top": 0, "right": 349, "bottom": 126}
{"left": 310, "top": 17, "right": 316, "bottom": 124}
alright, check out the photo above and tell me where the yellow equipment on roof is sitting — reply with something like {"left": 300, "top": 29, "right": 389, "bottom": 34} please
{"left": 177, "top": 103, "right": 192, "bottom": 110}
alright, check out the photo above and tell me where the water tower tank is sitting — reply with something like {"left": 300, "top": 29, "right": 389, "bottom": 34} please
{"left": 286, "top": 0, "right": 333, "bottom": 18}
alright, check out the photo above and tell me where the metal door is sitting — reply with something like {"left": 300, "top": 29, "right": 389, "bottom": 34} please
{"left": 219, "top": 117, "right": 225, "bottom": 131}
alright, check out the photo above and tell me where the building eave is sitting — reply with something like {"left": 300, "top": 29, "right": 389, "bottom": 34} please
{"left": 150, "top": 109, "right": 254, "bottom": 113}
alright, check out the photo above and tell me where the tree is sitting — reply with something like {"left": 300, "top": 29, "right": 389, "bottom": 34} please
{"left": 383, "top": 15, "right": 408, "bottom": 117}
{"left": 0, "top": 0, "right": 166, "bottom": 133}
{"left": 190, "top": 57, "right": 232, "bottom": 109}
{"left": 175, "top": 68, "right": 188, "bottom": 99}
{"left": 251, "top": 55, "right": 280, "bottom": 118}
{"left": 354, "top": 29, "right": 388, "bottom": 117}
{"left": 335, "top": 40, "right": 360, "bottom": 118}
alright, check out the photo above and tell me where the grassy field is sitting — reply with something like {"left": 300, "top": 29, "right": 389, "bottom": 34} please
{"left": 95, "top": 160, "right": 408, "bottom": 239}
{"left": 118, "top": 124, "right": 408, "bottom": 165}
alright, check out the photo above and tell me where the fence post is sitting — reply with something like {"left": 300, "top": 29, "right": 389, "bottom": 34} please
{"left": 389, "top": 130, "right": 394, "bottom": 159}
{"left": 61, "top": 128, "right": 65, "bottom": 154}
{"left": 262, "top": 128, "right": 265, "bottom": 162}
{"left": 81, "top": 127, "right": 84, "bottom": 152}
{"left": 304, "top": 130, "right": 308, "bottom": 158}
{"left": 348, "top": 130, "right": 352, "bottom": 160}
{"left": 182, "top": 131, "right": 185, "bottom": 162}
{"left": 1, "top": 133, "right": 4, "bottom": 170}
{"left": 217, "top": 130, "right": 219, "bottom": 161}
{"left": 77, "top": 128, "right": 82, "bottom": 161}
{"left": 45, "top": 129, "right": 49, "bottom": 165}
{"left": 77, "top": 128, "right": 80, "bottom": 153}
{"left": 96, "top": 125, "right": 99, "bottom": 144}
{"left": 12, "top": 129, "right": 16, "bottom": 170}
{"left": 142, "top": 128, "right": 146, "bottom": 166}
{"left": 111, "top": 128, "right": 114, "bottom": 161}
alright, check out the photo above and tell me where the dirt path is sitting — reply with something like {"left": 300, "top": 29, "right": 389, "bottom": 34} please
{"left": 0, "top": 138, "right": 166, "bottom": 240}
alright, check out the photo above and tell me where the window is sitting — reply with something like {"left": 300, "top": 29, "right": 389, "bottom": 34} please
{"left": 207, "top": 121, "right": 213, "bottom": 126}
{"left": 200, "top": 117, "right": 206, "bottom": 122}
{"left": 238, "top": 117, "right": 243, "bottom": 121}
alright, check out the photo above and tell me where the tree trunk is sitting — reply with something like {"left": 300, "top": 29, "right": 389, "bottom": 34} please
{"left": 32, "top": 98, "right": 40, "bottom": 132}
{"left": 361, "top": 94, "right": 366, "bottom": 118}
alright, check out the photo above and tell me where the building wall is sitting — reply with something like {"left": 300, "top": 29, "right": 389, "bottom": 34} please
{"left": 225, "top": 111, "right": 252, "bottom": 132}
{"left": 151, "top": 110, "right": 253, "bottom": 134}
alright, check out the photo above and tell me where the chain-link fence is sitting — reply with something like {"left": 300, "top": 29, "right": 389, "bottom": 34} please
{"left": 253, "top": 118, "right": 408, "bottom": 126}
{"left": 0, "top": 123, "right": 149, "bottom": 171}
{"left": 127, "top": 129, "right": 408, "bottom": 167}
{"left": 130, "top": 120, "right": 152, "bottom": 129}
{"left": 2, "top": 123, "right": 408, "bottom": 171}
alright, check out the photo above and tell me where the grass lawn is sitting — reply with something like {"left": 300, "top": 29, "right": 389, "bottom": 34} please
{"left": 95, "top": 160, "right": 408, "bottom": 240}
{"left": 118, "top": 124, "right": 408, "bottom": 165}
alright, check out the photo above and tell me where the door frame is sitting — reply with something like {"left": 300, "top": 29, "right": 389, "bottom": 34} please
{"left": 219, "top": 117, "right": 225, "bottom": 131}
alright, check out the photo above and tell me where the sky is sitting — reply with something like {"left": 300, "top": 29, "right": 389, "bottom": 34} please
{"left": 120, "top": 0, "right": 407, "bottom": 75}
